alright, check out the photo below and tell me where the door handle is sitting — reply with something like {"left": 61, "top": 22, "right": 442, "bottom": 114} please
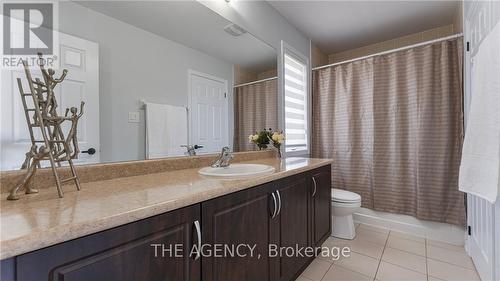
{"left": 276, "top": 190, "right": 282, "bottom": 216}
{"left": 194, "top": 145, "right": 203, "bottom": 149}
{"left": 312, "top": 176, "right": 317, "bottom": 197}
{"left": 81, "top": 148, "right": 96, "bottom": 155}
{"left": 271, "top": 192, "right": 278, "bottom": 219}
{"left": 193, "top": 220, "right": 202, "bottom": 260}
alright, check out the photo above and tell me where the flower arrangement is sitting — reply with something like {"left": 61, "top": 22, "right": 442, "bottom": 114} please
{"left": 249, "top": 128, "right": 285, "bottom": 158}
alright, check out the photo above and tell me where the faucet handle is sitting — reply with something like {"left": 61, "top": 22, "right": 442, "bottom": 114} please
{"left": 211, "top": 146, "right": 232, "bottom": 167}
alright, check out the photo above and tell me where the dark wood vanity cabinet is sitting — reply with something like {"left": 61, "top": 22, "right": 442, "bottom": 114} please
{"left": 1, "top": 165, "right": 331, "bottom": 281}
{"left": 201, "top": 167, "right": 332, "bottom": 281}
{"left": 310, "top": 165, "right": 332, "bottom": 247}
{"left": 270, "top": 175, "right": 310, "bottom": 281}
{"left": 11, "top": 205, "right": 201, "bottom": 281}
{"left": 201, "top": 181, "right": 275, "bottom": 281}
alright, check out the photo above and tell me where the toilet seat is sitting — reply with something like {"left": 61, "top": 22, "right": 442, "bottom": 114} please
{"left": 331, "top": 188, "right": 361, "bottom": 203}
{"left": 332, "top": 200, "right": 361, "bottom": 208}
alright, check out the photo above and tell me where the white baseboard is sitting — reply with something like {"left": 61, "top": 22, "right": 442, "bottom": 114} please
{"left": 353, "top": 207, "right": 467, "bottom": 246}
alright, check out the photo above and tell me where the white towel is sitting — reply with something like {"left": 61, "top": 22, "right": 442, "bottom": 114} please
{"left": 145, "top": 102, "right": 188, "bottom": 159}
{"left": 459, "top": 22, "right": 500, "bottom": 203}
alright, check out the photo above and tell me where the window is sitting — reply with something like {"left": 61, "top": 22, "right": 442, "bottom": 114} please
{"left": 283, "top": 51, "right": 308, "bottom": 155}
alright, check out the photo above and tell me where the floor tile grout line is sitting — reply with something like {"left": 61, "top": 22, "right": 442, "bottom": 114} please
{"left": 297, "top": 275, "right": 309, "bottom": 281}
{"left": 384, "top": 245, "right": 426, "bottom": 257}
{"left": 331, "top": 236, "right": 387, "bottom": 258}
{"left": 427, "top": 274, "right": 448, "bottom": 281}
{"left": 301, "top": 275, "right": 314, "bottom": 281}
{"left": 388, "top": 234, "right": 426, "bottom": 245}
{"left": 349, "top": 232, "right": 389, "bottom": 247}
{"left": 380, "top": 259, "right": 428, "bottom": 276}
{"left": 334, "top": 245, "right": 381, "bottom": 277}
{"left": 389, "top": 231, "right": 426, "bottom": 241}
{"left": 319, "top": 257, "right": 335, "bottom": 281}
{"left": 425, "top": 238, "right": 430, "bottom": 281}
{"left": 335, "top": 245, "right": 383, "bottom": 262}
{"left": 426, "top": 256, "right": 477, "bottom": 271}
{"left": 357, "top": 225, "right": 390, "bottom": 235}
{"left": 426, "top": 242, "right": 467, "bottom": 252}
{"left": 348, "top": 249, "right": 383, "bottom": 260}
{"left": 374, "top": 229, "right": 390, "bottom": 280}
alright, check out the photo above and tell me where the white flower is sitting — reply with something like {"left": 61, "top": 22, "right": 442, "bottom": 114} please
{"left": 249, "top": 134, "right": 259, "bottom": 142}
{"left": 272, "top": 132, "right": 285, "bottom": 144}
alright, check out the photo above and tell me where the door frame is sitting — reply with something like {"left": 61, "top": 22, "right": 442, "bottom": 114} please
{"left": 187, "top": 69, "right": 230, "bottom": 151}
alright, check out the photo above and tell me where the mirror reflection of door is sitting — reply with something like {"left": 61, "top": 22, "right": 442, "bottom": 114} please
{"left": 0, "top": 32, "right": 100, "bottom": 171}
{"left": 0, "top": 1, "right": 277, "bottom": 171}
{"left": 188, "top": 71, "right": 229, "bottom": 154}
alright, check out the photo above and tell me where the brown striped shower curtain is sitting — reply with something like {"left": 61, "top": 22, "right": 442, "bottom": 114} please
{"left": 233, "top": 79, "right": 278, "bottom": 152}
{"left": 312, "top": 38, "right": 465, "bottom": 225}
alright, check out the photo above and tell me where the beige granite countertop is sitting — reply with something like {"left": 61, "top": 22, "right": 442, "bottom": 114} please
{"left": 0, "top": 157, "right": 332, "bottom": 260}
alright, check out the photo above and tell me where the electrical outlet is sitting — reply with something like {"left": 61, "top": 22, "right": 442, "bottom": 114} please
{"left": 128, "top": 111, "right": 140, "bottom": 123}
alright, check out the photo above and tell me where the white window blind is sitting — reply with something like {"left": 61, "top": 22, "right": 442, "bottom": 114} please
{"left": 284, "top": 53, "right": 308, "bottom": 154}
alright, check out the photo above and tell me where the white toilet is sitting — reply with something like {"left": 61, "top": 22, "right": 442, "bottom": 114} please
{"left": 331, "top": 188, "right": 362, "bottom": 239}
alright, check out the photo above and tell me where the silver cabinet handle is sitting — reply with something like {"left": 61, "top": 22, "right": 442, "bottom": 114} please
{"left": 271, "top": 192, "right": 278, "bottom": 219}
{"left": 312, "top": 176, "right": 317, "bottom": 197}
{"left": 276, "top": 190, "right": 282, "bottom": 216}
{"left": 193, "top": 220, "right": 201, "bottom": 260}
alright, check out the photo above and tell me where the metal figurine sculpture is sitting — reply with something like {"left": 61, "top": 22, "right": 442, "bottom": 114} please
{"left": 8, "top": 145, "right": 50, "bottom": 200}
{"left": 7, "top": 53, "right": 84, "bottom": 200}
{"left": 64, "top": 102, "right": 85, "bottom": 159}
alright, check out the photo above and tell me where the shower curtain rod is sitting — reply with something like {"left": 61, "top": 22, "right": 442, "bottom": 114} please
{"left": 233, "top": 76, "right": 277, "bottom": 88}
{"left": 312, "top": 33, "right": 463, "bottom": 71}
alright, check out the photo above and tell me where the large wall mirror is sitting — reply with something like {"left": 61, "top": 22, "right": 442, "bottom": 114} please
{"left": 0, "top": 1, "right": 277, "bottom": 171}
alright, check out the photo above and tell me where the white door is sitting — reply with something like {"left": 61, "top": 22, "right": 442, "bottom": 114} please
{"left": 0, "top": 32, "right": 99, "bottom": 170}
{"left": 464, "top": 1, "right": 500, "bottom": 280}
{"left": 188, "top": 71, "right": 228, "bottom": 154}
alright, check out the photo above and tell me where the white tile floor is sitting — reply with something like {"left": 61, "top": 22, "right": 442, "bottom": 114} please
{"left": 298, "top": 223, "right": 480, "bottom": 281}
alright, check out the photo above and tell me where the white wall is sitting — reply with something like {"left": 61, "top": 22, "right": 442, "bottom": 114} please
{"left": 59, "top": 2, "right": 234, "bottom": 162}
{"left": 199, "top": 1, "right": 309, "bottom": 56}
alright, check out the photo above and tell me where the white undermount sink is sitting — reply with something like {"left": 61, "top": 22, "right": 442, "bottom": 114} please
{"left": 198, "top": 164, "right": 275, "bottom": 178}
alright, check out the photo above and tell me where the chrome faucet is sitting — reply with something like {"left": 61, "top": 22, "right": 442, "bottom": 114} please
{"left": 181, "top": 145, "right": 203, "bottom": 156}
{"left": 211, "top": 147, "right": 233, "bottom": 167}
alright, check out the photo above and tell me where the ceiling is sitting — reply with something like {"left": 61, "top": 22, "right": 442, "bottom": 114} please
{"left": 75, "top": 1, "right": 277, "bottom": 72}
{"left": 268, "top": 1, "right": 460, "bottom": 54}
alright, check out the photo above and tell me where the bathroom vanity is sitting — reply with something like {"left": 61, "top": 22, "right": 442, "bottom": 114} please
{"left": 0, "top": 156, "right": 332, "bottom": 281}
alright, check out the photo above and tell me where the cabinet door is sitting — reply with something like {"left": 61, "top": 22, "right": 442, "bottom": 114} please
{"left": 311, "top": 166, "right": 332, "bottom": 247}
{"left": 271, "top": 175, "right": 310, "bottom": 281}
{"left": 16, "top": 205, "right": 201, "bottom": 281}
{"left": 202, "top": 182, "right": 275, "bottom": 281}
